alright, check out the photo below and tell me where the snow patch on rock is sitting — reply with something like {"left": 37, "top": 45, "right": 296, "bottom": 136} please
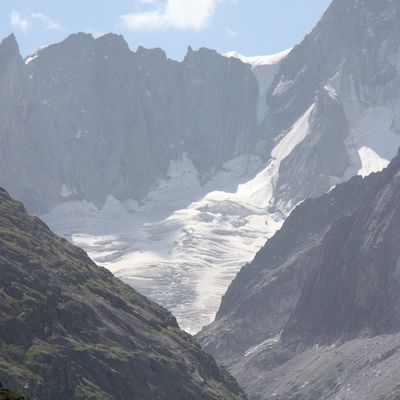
{"left": 59, "top": 184, "right": 77, "bottom": 198}
{"left": 342, "top": 106, "right": 400, "bottom": 180}
{"left": 224, "top": 49, "right": 292, "bottom": 68}
{"left": 358, "top": 147, "right": 390, "bottom": 177}
{"left": 272, "top": 104, "right": 315, "bottom": 161}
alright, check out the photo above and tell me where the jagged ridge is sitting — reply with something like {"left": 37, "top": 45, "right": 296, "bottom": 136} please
{"left": 0, "top": 188, "right": 246, "bottom": 400}
{"left": 0, "top": 33, "right": 258, "bottom": 212}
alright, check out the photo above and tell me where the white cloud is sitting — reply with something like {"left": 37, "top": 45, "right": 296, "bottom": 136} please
{"left": 10, "top": 11, "right": 31, "bottom": 33}
{"left": 31, "top": 13, "right": 63, "bottom": 31}
{"left": 138, "top": 0, "right": 159, "bottom": 4}
{"left": 10, "top": 11, "right": 62, "bottom": 33}
{"left": 119, "top": 0, "right": 220, "bottom": 31}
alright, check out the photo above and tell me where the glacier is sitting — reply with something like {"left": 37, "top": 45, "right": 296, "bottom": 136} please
{"left": 41, "top": 42, "right": 400, "bottom": 333}
{"left": 43, "top": 101, "right": 316, "bottom": 333}
{"left": 43, "top": 154, "right": 281, "bottom": 333}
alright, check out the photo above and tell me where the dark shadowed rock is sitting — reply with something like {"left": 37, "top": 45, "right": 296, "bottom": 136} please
{"left": 0, "top": 386, "right": 30, "bottom": 400}
{"left": 0, "top": 188, "right": 246, "bottom": 400}
{"left": 283, "top": 154, "right": 400, "bottom": 346}
{"left": 199, "top": 0, "right": 400, "bottom": 368}
{"left": 198, "top": 165, "right": 382, "bottom": 365}
{"left": 229, "top": 151, "right": 400, "bottom": 400}
{"left": 197, "top": 2, "right": 400, "bottom": 398}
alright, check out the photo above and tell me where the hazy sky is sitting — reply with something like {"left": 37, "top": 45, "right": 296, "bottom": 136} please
{"left": 0, "top": 0, "right": 332, "bottom": 60}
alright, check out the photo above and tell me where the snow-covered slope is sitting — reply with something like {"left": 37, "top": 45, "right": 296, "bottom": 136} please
{"left": 43, "top": 101, "right": 316, "bottom": 333}
{"left": 44, "top": 39, "right": 400, "bottom": 334}
{"left": 43, "top": 155, "right": 280, "bottom": 333}
{"left": 224, "top": 49, "right": 292, "bottom": 68}
{"left": 198, "top": 2, "right": 400, "bottom": 397}
{"left": 0, "top": 33, "right": 259, "bottom": 213}
{"left": 222, "top": 149, "right": 400, "bottom": 400}
{"left": 3, "top": 0, "right": 400, "bottom": 338}
{"left": 225, "top": 49, "right": 292, "bottom": 125}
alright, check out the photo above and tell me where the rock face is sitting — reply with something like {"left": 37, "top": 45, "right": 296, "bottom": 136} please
{"left": 0, "top": 33, "right": 258, "bottom": 213}
{"left": 199, "top": 144, "right": 400, "bottom": 399}
{"left": 198, "top": 171, "right": 379, "bottom": 364}
{"left": 2, "top": 0, "right": 400, "bottom": 337}
{"left": 283, "top": 154, "right": 400, "bottom": 347}
{"left": 197, "top": 2, "right": 400, "bottom": 397}
{"left": 231, "top": 332, "right": 400, "bottom": 400}
{"left": 199, "top": 0, "right": 400, "bottom": 361}
{"left": 228, "top": 152, "right": 400, "bottom": 400}
{"left": 0, "top": 187, "right": 246, "bottom": 400}
{"left": 33, "top": 0, "right": 400, "bottom": 335}
{"left": 260, "top": 0, "right": 400, "bottom": 213}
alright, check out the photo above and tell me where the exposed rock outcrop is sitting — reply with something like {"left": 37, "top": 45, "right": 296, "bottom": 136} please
{"left": 0, "top": 188, "right": 246, "bottom": 400}
{"left": 0, "top": 34, "right": 258, "bottom": 213}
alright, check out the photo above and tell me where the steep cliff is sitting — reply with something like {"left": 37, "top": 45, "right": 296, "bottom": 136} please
{"left": 227, "top": 152, "right": 400, "bottom": 400}
{"left": 199, "top": 0, "right": 400, "bottom": 361}
{"left": 283, "top": 154, "right": 400, "bottom": 346}
{"left": 0, "top": 33, "right": 258, "bottom": 213}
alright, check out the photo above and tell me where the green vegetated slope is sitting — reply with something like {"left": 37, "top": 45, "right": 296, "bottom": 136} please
{"left": 0, "top": 188, "right": 246, "bottom": 400}
{"left": 0, "top": 387, "right": 30, "bottom": 400}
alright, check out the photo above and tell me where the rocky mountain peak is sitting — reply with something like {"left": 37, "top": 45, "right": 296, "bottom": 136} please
{"left": 0, "top": 32, "right": 258, "bottom": 213}
{"left": 0, "top": 34, "right": 20, "bottom": 60}
{"left": 95, "top": 32, "right": 129, "bottom": 48}
{"left": 135, "top": 45, "right": 168, "bottom": 64}
{"left": 199, "top": 0, "right": 400, "bottom": 369}
{"left": 0, "top": 34, "right": 23, "bottom": 80}
{"left": 266, "top": 0, "right": 400, "bottom": 135}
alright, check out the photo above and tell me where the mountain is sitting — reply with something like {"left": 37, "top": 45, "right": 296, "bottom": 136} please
{"left": 2, "top": 0, "right": 400, "bottom": 335}
{"left": 223, "top": 151, "right": 400, "bottom": 400}
{"left": 198, "top": 171, "right": 380, "bottom": 364}
{"left": 283, "top": 153, "right": 400, "bottom": 347}
{"left": 258, "top": 0, "right": 400, "bottom": 212}
{"left": 199, "top": 0, "right": 400, "bottom": 358}
{"left": 0, "top": 187, "right": 246, "bottom": 400}
{"left": 0, "top": 33, "right": 268, "bottom": 332}
{"left": 224, "top": 49, "right": 292, "bottom": 125}
{"left": 0, "top": 33, "right": 258, "bottom": 213}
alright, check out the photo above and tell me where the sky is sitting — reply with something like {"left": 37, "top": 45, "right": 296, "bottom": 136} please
{"left": 0, "top": 0, "right": 332, "bottom": 60}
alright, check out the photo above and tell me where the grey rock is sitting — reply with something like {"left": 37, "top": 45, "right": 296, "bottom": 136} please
{"left": 0, "top": 33, "right": 258, "bottom": 212}
{"left": 283, "top": 154, "right": 400, "bottom": 347}
{"left": 257, "top": 0, "right": 400, "bottom": 211}
{"left": 232, "top": 333, "right": 400, "bottom": 400}
{"left": 229, "top": 151, "right": 400, "bottom": 400}
{"left": 199, "top": 0, "right": 400, "bottom": 364}
{"left": 198, "top": 170, "right": 379, "bottom": 365}
{"left": 198, "top": 1, "right": 400, "bottom": 398}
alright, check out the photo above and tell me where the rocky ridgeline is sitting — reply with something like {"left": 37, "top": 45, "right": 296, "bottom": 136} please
{"left": 0, "top": 187, "right": 246, "bottom": 400}
{"left": 198, "top": 0, "right": 400, "bottom": 398}
{"left": 0, "top": 33, "right": 258, "bottom": 213}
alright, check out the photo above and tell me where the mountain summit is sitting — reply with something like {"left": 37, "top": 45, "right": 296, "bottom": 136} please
{"left": 199, "top": 0, "right": 400, "bottom": 398}
{"left": 0, "top": 33, "right": 258, "bottom": 213}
